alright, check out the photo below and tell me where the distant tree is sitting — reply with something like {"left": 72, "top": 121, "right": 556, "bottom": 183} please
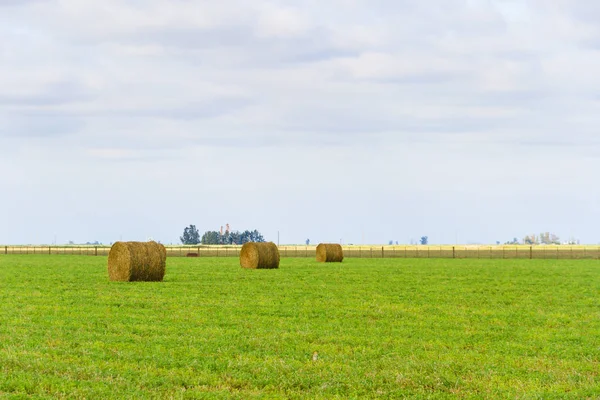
{"left": 306, "top": 239, "right": 310, "bottom": 245}
{"left": 247, "top": 230, "right": 265, "bottom": 243}
{"left": 523, "top": 234, "right": 538, "bottom": 245}
{"left": 201, "top": 229, "right": 265, "bottom": 245}
{"left": 395, "top": 241, "right": 399, "bottom": 245}
{"left": 180, "top": 225, "right": 201, "bottom": 245}
{"left": 388, "top": 240, "right": 393, "bottom": 245}
{"left": 420, "top": 236, "right": 428, "bottom": 245}
{"left": 536, "top": 232, "right": 561, "bottom": 245}
{"left": 228, "top": 231, "right": 241, "bottom": 245}
{"left": 540, "top": 232, "right": 561, "bottom": 245}
{"left": 221, "top": 230, "right": 230, "bottom": 245}
{"left": 201, "top": 231, "right": 220, "bottom": 245}
{"left": 508, "top": 233, "right": 563, "bottom": 245}
{"left": 565, "top": 237, "right": 580, "bottom": 245}
{"left": 496, "top": 241, "right": 500, "bottom": 245}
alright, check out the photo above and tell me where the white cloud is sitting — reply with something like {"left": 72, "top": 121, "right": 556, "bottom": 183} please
{"left": 1, "top": 0, "right": 600, "bottom": 245}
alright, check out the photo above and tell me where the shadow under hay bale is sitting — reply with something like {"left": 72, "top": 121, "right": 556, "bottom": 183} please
{"left": 108, "top": 241, "right": 167, "bottom": 282}
{"left": 316, "top": 243, "right": 344, "bottom": 263}
{"left": 240, "top": 242, "right": 280, "bottom": 269}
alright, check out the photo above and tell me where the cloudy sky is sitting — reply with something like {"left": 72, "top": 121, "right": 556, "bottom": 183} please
{"left": 1, "top": 0, "right": 599, "bottom": 245}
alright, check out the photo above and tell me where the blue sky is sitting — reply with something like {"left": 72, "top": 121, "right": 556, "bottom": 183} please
{"left": 1, "top": 0, "right": 599, "bottom": 245}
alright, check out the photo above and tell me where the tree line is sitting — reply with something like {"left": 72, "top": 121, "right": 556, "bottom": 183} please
{"left": 180, "top": 225, "right": 265, "bottom": 245}
{"left": 504, "top": 232, "right": 579, "bottom": 245}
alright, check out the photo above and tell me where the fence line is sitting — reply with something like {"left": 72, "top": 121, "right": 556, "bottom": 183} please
{"left": 1, "top": 245, "right": 600, "bottom": 260}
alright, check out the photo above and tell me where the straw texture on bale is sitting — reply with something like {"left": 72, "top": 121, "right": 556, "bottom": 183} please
{"left": 316, "top": 243, "right": 344, "bottom": 263}
{"left": 240, "top": 242, "right": 280, "bottom": 269}
{"left": 108, "top": 241, "right": 166, "bottom": 282}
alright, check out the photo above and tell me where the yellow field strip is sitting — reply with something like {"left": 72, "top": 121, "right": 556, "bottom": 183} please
{"left": 1, "top": 245, "right": 600, "bottom": 259}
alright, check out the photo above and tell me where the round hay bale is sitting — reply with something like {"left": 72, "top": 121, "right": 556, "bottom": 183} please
{"left": 240, "top": 242, "right": 280, "bottom": 269}
{"left": 316, "top": 243, "right": 344, "bottom": 263}
{"left": 108, "top": 241, "right": 166, "bottom": 282}
{"left": 146, "top": 241, "right": 167, "bottom": 281}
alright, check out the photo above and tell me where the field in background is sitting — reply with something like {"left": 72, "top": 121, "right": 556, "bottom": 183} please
{"left": 2, "top": 244, "right": 600, "bottom": 259}
{"left": 0, "top": 256, "right": 598, "bottom": 398}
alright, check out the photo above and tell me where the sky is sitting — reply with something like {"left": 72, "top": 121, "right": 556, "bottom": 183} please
{"left": 1, "top": 0, "right": 600, "bottom": 246}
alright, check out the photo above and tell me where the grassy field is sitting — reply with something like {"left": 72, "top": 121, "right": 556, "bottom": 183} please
{"left": 0, "top": 256, "right": 598, "bottom": 399}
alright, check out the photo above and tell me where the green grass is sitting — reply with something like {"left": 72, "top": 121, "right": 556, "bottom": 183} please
{"left": 0, "top": 256, "right": 598, "bottom": 399}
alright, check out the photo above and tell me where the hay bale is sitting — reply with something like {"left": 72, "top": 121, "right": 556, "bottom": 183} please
{"left": 146, "top": 241, "right": 167, "bottom": 280}
{"left": 316, "top": 243, "right": 344, "bottom": 262}
{"left": 108, "top": 241, "right": 166, "bottom": 282}
{"left": 240, "top": 242, "right": 280, "bottom": 269}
